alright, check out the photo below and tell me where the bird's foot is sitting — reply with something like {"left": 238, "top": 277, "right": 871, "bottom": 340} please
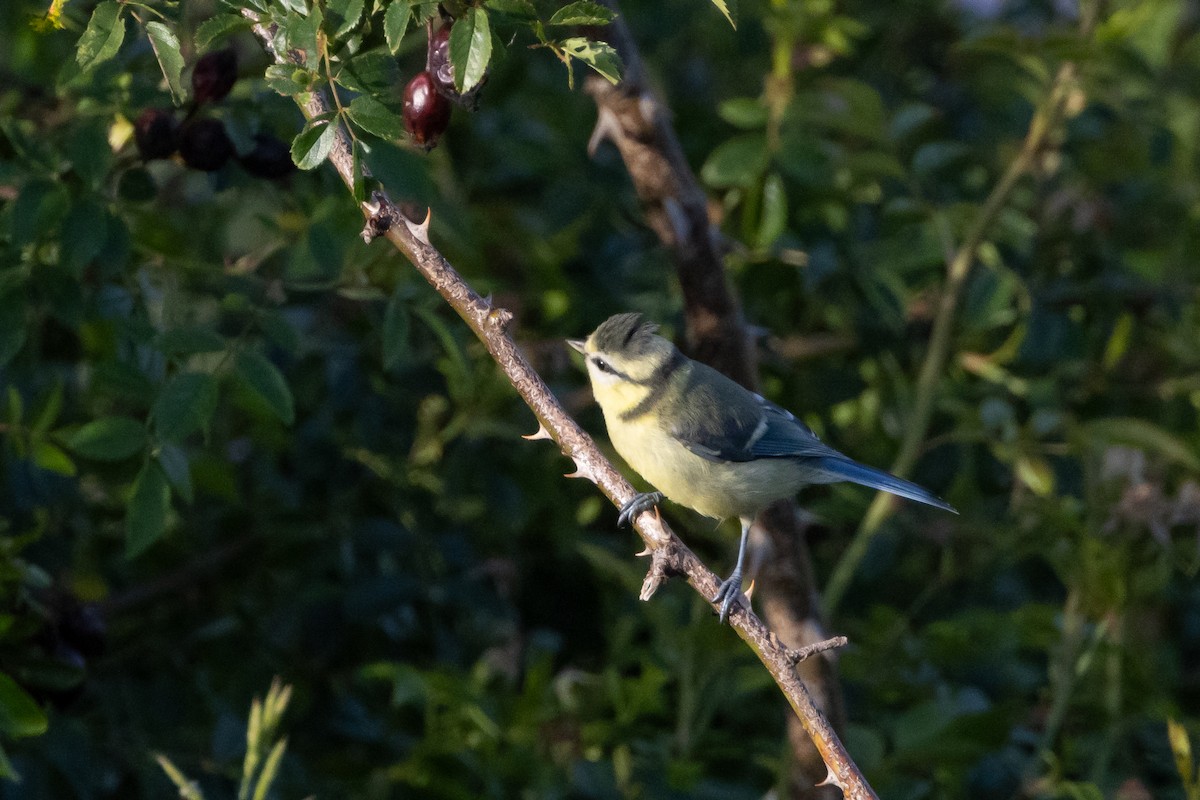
{"left": 617, "top": 492, "right": 664, "bottom": 528}
{"left": 711, "top": 570, "right": 745, "bottom": 624}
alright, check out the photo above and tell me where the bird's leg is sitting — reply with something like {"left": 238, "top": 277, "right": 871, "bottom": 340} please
{"left": 712, "top": 517, "right": 753, "bottom": 623}
{"left": 617, "top": 491, "right": 664, "bottom": 528}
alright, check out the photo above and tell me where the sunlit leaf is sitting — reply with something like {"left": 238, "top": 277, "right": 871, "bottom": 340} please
{"left": 449, "top": 6, "right": 491, "bottom": 93}
{"left": 76, "top": 1, "right": 126, "bottom": 70}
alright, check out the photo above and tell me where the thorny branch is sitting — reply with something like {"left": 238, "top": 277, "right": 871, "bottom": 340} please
{"left": 246, "top": 10, "right": 876, "bottom": 799}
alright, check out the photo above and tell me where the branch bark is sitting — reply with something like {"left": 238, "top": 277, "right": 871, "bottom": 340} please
{"left": 245, "top": 10, "right": 876, "bottom": 799}
{"left": 583, "top": 7, "right": 846, "bottom": 796}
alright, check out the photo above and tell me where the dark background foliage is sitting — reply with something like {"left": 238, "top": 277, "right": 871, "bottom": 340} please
{"left": 1, "top": 0, "right": 1199, "bottom": 797}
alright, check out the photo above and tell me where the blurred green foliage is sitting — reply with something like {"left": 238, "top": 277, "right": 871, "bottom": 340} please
{"left": 1, "top": 0, "right": 1200, "bottom": 797}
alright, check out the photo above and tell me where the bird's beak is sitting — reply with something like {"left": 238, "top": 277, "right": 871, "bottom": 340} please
{"left": 567, "top": 339, "right": 586, "bottom": 354}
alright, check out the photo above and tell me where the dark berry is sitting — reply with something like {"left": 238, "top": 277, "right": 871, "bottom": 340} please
{"left": 178, "top": 118, "right": 234, "bottom": 172}
{"left": 403, "top": 71, "right": 452, "bottom": 150}
{"left": 239, "top": 133, "right": 296, "bottom": 180}
{"left": 134, "top": 108, "right": 178, "bottom": 160}
{"left": 192, "top": 48, "right": 238, "bottom": 105}
{"left": 427, "top": 24, "right": 483, "bottom": 110}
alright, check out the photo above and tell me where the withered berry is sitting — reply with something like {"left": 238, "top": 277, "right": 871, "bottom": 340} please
{"left": 192, "top": 48, "right": 238, "bottom": 105}
{"left": 178, "top": 118, "right": 234, "bottom": 172}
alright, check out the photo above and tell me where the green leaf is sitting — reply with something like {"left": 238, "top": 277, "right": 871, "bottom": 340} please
{"left": 384, "top": 0, "right": 413, "bottom": 53}
{"left": 327, "top": 0, "right": 365, "bottom": 38}
{"left": 547, "top": 2, "right": 614, "bottom": 25}
{"left": 285, "top": 5, "right": 323, "bottom": 68}
{"left": 146, "top": 22, "right": 186, "bottom": 103}
{"left": 33, "top": 441, "right": 76, "bottom": 476}
{"left": 486, "top": 0, "right": 538, "bottom": 19}
{"left": 278, "top": 0, "right": 309, "bottom": 15}
{"left": 1168, "top": 719, "right": 1194, "bottom": 790}
{"left": 236, "top": 351, "right": 295, "bottom": 425}
{"left": 347, "top": 95, "right": 406, "bottom": 140}
{"left": 382, "top": 289, "right": 410, "bottom": 369}
{"left": 127, "top": 462, "right": 170, "bottom": 557}
{"left": 718, "top": 97, "right": 767, "bottom": 130}
{"left": 0, "top": 673, "right": 47, "bottom": 739}
{"left": 152, "top": 372, "right": 218, "bottom": 442}
{"left": 196, "top": 14, "right": 251, "bottom": 48}
{"left": 700, "top": 133, "right": 767, "bottom": 188}
{"left": 1083, "top": 418, "right": 1200, "bottom": 471}
{"left": 157, "top": 443, "right": 193, "bottom": 505}
{"left": 755, "top": 172, "right": 787, "bottom": 249}
{"left": 449, "top": 7, "right": 491, "bottom": 93}
{"left": 335, "top": 51, "right": 400, "bottom": 94}
{"left": 709, "top": 0, "right": 737, "bottom": 28}
{"left": 155, "top": 326, "right": 226, "bottom": 357}
{"left": 291, "top": 120, "right": 339, "bottom": 170}
{"left": 561, "top": 37, "right": 621, "bottom": 84}
{"left": 76, "top": 1, "right": 126, "bottom": 70}
{"left": 67, "top": 417, "right": 147, "bottom": 461}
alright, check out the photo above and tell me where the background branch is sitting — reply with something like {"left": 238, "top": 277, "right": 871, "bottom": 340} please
{"left": 246, "top": 12, "right": 876, "bottom": 798}
{"left": 584, "top": 6, "right": 846, "bottom": 795}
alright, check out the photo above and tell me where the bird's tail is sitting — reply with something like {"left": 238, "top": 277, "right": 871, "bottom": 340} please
{"left": 812, "top": 457, "right": 957, "bottom": 513}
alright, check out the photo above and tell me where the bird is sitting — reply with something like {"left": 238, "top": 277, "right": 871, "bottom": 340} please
{"left": 569, "top": 312, "right": 956, "bottom": 623}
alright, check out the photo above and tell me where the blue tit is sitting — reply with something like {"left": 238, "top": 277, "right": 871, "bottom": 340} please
{"left": 569, "top": 312, "right": 956, "bottom": 622}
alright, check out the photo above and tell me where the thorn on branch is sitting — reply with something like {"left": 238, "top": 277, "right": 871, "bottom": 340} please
{"left": 402, "top": 207, "right": 433, "bottom": 246}
{"left": 521, "top": 423, "right": 552, "bottom": 441}
{"left": 638, "top": 540, "right": 684, "bottom": 601}
{"left": 815, "top": 765, "right": 845, "bottom": 792}
{"left": 563, "top": 456, "right": 598, "bottom": 483}
{"left": 488, "top": 307, "right": 514, "bottom": 332}
{"left": 588, "top": 106, "right": 621, "bottom": 157}
{"left": 787, "top": 635, "right": 849, "bottom": 665}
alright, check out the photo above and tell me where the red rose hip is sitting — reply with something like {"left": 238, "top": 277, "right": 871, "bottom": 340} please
{"left": 403, "top": 71, "right": 451, "bottom": 150}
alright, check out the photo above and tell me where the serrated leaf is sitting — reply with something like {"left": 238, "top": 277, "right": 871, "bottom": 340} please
{"left": 127, "top": 462, "right": 170, "bottom": 557}
{"left": 196, "top": 14, "right": 251, "bottom": 48}
{"left": 384, "top": 0, "right": 412, "bottom": 53}
{"left": 0, "top": 673, "right": 47, "bottom": 739}
{"left": 347, "top": 95, "right": 406, "bottom": 139}
{"left": 449, "top": 6, "right": 491, "bottom": 93}
{"left": 710, "top": 0, "right": 737, "bottom": 28}
{"left": 157, "top": 443, "right": 193, "bottom": 505}
{"left": 548, "top": 1, "right": 614, "bottom": 25}
{"left": 285, "top": 5, "right": 323, "bottom": 68}
{"left": 335, "top": 51, "right": 400, "bottom": 94}
{"left": 146, "top": 22, "right": 185, "bottom": 102}
{"left": 291, "top": 120, "right": 339, "bottom": 169}
{"left": 76, "top": 1, "right": 126, "bottom": 70}
{"left": 561, "top": 37, "right": 621, "bottom": 84}
{"left": 278, "top": 0, "right": 309, "bottom": 15}
{"left": 382, "top": 289, "right": 410, "bottom": 369}
{"left": 328, "top": 0, "right": 365, "bottom": 38}
{"left": 152, "top": 372, "right": 218, "bottom": 442}
{"left": 67, "top": 417, "right": 147, "bottom": 461}
{"left": 236, "top": 351, "right": 295, "bottom": 425}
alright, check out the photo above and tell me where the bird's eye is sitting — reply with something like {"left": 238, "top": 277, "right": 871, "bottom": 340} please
{"left": 593, "top": 358, "right": 614, "bottom": 374}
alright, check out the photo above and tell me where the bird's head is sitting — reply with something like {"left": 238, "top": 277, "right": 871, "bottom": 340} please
{"left": 568, "top": 313, "right": 679, "bottom": 412}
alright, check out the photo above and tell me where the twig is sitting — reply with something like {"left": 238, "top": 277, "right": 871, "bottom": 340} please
{"left": 823, "top": 54, "right": 1086, "bottom": 613}
{"left": 245, "top": 10, "right": 875, "bottom": 798}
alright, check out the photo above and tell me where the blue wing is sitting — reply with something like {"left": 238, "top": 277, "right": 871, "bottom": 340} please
{"left": 670, "top": 362, "right": 955, "bottom": 513}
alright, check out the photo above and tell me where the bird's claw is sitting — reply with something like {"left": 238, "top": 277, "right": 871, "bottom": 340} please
{"left": 711, "top": 570, "right": 744, "bottom": 624}
{"left": 617, "top": 491, "right": 664, "bottom": 528}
